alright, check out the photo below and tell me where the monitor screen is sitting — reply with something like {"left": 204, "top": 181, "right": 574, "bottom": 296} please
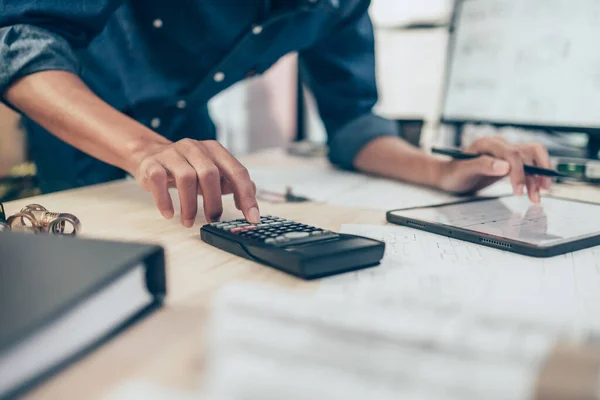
{"left": 442, "top": 0, "right": 600, "bottom": 129}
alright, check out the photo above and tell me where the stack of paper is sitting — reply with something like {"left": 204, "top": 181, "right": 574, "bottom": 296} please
{"left": 249, "top": 165, "right": 513, "bottom": 211}
{"left": 202, "top": 281, "right": 600, "bottom": 400}
{"left": 201, "top": 222, "right": 600, "bottom": 399}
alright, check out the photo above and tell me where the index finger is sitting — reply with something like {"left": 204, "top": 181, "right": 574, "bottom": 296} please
{"left": 201, "top": 141, "right": 260, "bottom": 223}
{"left": 527, "top": 143, "right": 553, "bottom": 190}
{"left": 470, "top": 138, "right": 526, "bottom": 196}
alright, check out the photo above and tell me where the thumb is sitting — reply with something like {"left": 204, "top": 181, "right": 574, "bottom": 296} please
{"left": 460, "top": 156, "right": 510, "bottom": 177}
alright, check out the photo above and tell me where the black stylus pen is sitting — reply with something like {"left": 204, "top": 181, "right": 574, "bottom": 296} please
{"left": 431, "top": 147, "right": 565, "bottom": 177}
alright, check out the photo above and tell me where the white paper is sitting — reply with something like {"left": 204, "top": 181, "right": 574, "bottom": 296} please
{"left": 249, "top": 166, "right": 513, "bottom": 211}
{"left": 202, "top": 282, "right": 599, "bottom": 400}
{"left": 319, "top": 224, "right": 600, "bottom": 330}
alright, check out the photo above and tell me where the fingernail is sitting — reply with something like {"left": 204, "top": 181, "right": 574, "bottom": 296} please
{"left": 248, "top": 207, "right": 260, "bottom": 223}
{"left": 533, "top": 192, "right": 541, "bottom": 204}
{"left": 209, "top": 213, "right": 223, "bottom": 223}
{"left": 183, "top": 219, "right": 194, "bottom": 228}
{"left": 162, "top": 210, "right": 174, "bottom": 219}
{"left": 493, "top": 160, "right": 510, "bottom": 174}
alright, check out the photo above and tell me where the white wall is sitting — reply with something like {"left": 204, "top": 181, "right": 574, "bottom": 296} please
{"left": 305, "top": 0, "right": 456, "bottom": 149}
{"left": 209, "top": 54, "right": 297, "bottom": 156}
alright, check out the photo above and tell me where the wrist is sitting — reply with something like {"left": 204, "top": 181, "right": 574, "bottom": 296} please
{"left": 425, "top": 157, "right": 448, "bottom": 191}
{"left": 354, "top": 136, "right": 450, "bottom": 188}
{"left": 123, "top": 134, "right": 171, "bottom": 175}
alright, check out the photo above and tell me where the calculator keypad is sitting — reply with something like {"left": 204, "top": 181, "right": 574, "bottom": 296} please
{"left": 210, "top": 216, "right": 337, "bottom": 246}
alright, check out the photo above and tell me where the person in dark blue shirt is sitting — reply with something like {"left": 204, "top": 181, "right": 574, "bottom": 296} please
{"left": 0, "top": 0, "right": 552, "bottom": 226}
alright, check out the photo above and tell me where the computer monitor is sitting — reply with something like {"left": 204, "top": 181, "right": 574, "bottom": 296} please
{"left": 441, "top": 0, "right": 600, "bottom": 135}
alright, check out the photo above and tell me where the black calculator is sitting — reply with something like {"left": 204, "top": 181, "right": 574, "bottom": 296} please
{"left": 200, "top": 216, "right": 385, "bottom": 280}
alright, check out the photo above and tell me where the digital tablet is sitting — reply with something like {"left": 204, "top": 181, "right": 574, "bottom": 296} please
{"left": 386, "top": 196, "right": 600, "bottom": 257}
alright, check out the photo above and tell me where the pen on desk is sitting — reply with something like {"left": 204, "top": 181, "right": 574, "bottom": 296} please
{"left": 431, "top": 147, "right": 565, "bottom": 178}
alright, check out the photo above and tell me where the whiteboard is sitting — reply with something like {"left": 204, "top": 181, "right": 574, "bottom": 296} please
{"left": 442, "top": 0, "right": 600, "bottom": 129}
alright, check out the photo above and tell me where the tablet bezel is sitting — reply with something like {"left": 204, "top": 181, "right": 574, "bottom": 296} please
{"left": 386, "top": 195, "right": 600, "bottom": 258}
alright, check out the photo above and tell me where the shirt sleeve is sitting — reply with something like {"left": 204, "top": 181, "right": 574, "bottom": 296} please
{"left": 0, "top": 1, "right": 123, "bottom": 98}
{"left": 298, "top": 2, "right": 400, "bottom": 170}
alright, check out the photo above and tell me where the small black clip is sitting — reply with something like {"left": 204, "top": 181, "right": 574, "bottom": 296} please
{"left": 256, "top": 186, "right": 310, "bottom": 203}
{"left": 283, "top": 186, "right": 309, "bottom": 203}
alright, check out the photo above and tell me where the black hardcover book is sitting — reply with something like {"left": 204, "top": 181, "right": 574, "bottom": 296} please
{"left": 0, "top": 232, "right": 166, "bottom": 399}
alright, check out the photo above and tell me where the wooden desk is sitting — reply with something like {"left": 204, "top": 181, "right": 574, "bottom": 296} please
{"left": 6, "top": 149, "right": 600, "bottom": 399}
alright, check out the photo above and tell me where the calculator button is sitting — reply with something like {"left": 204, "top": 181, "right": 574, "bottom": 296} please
{"left": 238, "top": 223, "right": 250, "bottom": 227}
{"left": 310, "top": 230, "right": 324, "bottom": 236}
{"left": 283, "top": 232, "right": 310, "bottom": 239}
{"left": 265, "top": 238, "right": 276, "bottom": 244}
{"left": 258, "top": 224, "right": 270, "bottom": 228}
{"left": 274, "top": 236, "right": 289, "bottom": 243}
{"left": 231, "top": 227, "right": 244, "bottom": 233}
{"left": 282, "top": 221, "right": 294, "bottom": 225}
{"left": 270, "top": 222, "right": 282, "bottom": 227}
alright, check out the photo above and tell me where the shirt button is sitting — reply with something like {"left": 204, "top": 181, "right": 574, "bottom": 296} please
{"left": 153, "top": 19, "right": 163, "bottom": 28}
{"left": 252, "top": 25, "right": 263, "bottom": 35}
{"left": 176, "top": 100, "right": 187, "bottom": 109}
{"left": 213, "top": 72, "right": 225, "bottom": 82}
{"left": 150, "top": 118, "right": 161, "bottom": 129}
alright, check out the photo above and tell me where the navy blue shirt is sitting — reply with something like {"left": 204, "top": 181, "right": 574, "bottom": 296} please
{"left": 0, "top": 0, "right": 399, "bottom": 192}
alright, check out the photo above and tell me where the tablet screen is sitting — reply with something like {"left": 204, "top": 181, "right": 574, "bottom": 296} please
{"left": 389, "top": 196, "right": 600, "bottom": 247}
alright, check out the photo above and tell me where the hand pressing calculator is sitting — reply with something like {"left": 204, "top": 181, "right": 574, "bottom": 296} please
{"left": 200, "top": 216, "right": 385, "bottom": 280}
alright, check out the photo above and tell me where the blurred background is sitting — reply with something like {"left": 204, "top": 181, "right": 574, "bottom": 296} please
{"left": 1, "top": 0, "right": 597, "bottom": 201}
